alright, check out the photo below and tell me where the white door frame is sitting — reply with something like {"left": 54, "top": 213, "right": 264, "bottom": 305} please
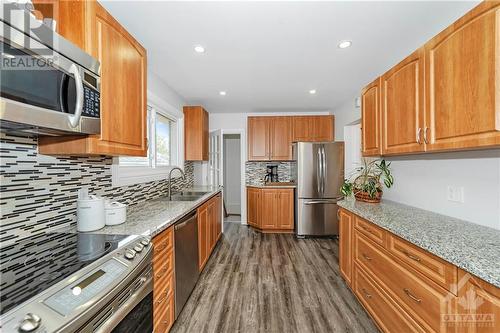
{"left": 219, "top": 129, "right": 246, "bottom": 225}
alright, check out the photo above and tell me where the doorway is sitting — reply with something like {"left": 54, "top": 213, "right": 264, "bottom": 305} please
{"left": 223, "top": 133, "right": 241, "bottom": 222}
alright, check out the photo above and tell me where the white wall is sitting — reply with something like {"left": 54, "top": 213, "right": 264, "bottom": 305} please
{"left": 333, "top": 98, "right": 361, "bottom": 141}
{"left": 334, "top": 96, "right": 500, "bottom": 230}
{"left": 223, "top": 134, "right": 241, "bottom": 214}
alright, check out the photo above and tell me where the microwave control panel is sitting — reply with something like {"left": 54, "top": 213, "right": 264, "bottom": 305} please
{"left": 82, "top": 86, "right": 100, "bottom": 118}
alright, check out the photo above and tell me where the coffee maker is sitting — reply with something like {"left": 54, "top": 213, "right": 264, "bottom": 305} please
{"left": 264, "top": 165, "right": 279, "bottom": 183}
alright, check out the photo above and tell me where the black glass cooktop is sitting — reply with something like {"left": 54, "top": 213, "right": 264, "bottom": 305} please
{"left": 0, "top": 231, "right": 131, "bottom": 316}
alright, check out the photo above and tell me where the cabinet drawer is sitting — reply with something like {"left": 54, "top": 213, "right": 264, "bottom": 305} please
{"left": 354, "top": 264, "right": 425, "bottom": 333}
{"left": 153, "top": 227, "right": 174, "bottom": 255}
{"left": 354, "top": 216, "right": 386, "bottom": 247}
{"left": 154, "top": 272, "right": 174, "bottom": 305}
{"left": 153, "top": 249, "right": 174, "bottom": 281}
{"left": 354, "top": 231, "right": 453, "bottom": 332}
{"left": 153, "top": 284, "right": 175, "bottom": 333}
{"left": 388, "top": 234, "right": 457, "bottom": 293}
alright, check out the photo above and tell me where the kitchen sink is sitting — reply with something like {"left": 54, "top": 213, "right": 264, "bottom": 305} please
{"left": 169, "top": 194, "right": 203, "bottom": 201}
{"left": 179, "top": 191, "right": 210, "bottom": 196}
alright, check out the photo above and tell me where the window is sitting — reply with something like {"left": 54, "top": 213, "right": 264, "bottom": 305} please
{"left": 112, "top": 103, "right": 182, "bottom": 186}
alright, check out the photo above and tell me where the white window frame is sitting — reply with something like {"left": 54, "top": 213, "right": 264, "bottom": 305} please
{"left": 111, "top": 93, "right": 185, "bottom": 187}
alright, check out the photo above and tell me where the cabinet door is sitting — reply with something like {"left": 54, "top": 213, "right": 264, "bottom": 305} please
{"left": 248, "top": 117, "right": 270, "bottom": 160}
{"left": 261, "top": 190, "right": 278, "bottom": 229}
{"left": 184, "top": 106, "right": 209, "bottom": 161}
{"left": 382, "top": 48, "right": 425, "bottom": 155}
{"left": 425, "top": 2, "right": 500, "bottom": 151}
{"left": 247, "top": 188, "right": 261, "bottom": 227}
{"left": 198, "top": 205, "right": 208, "bottom": 271}
{"left": 277, "top": 189, "right": 294, "bottom": 230}
{"left": 207, "top": 200, "right": 216, "bottom": 252}
{"left": 361, "top": 78, "right": 382, "bottom": 156}
{"left": 91, "top": 4, "right": 147, "bottom": 155}
{"left": 216, "top": 194, "right": 222, "bottom": 240}
{"left": 270, "top": 117, "right": 293, "bottom": 160}
{"left": 312, "top": 116, "right": 335, "bottom": 142}
{"left": 339, "top": 209, "right": 353, "bottom": 286}
{"left": 292, "top": 116, "right": 312, "bottom": 141}
{"left": 458, "top": 272, "right": 500, "bottom": 333}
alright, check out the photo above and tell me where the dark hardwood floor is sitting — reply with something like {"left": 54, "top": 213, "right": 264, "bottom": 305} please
{"left": 171, "top": 222, "right": 378, "bottom": 333}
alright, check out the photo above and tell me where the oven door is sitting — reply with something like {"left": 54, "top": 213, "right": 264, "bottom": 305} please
{"left": 111, "top": 291, "right": 153, "bottom": 333}
{"left": 0, "top": 15, "right": 100, "bottom": 135}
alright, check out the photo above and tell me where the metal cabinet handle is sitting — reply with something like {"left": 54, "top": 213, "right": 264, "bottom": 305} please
{"left": 362, "top": 288, "right": 372, "bottom": 299}
{"left": 155, "top": 265, "right": 169, "bottom": 278}
{"left": 403, "top": 288, "right": 422, "bottom": 303}
{"left": 336, "top": 209, "right": 340, "bottom": 220}
{"left": 423, "top": 127, "right": 429, "bottom": 144}
{"left": 362, "top": 253, "right": 372, "bottom": 261}
{"left": 155, "top": 289, "right": 171, "bottom": 304}
{"left": 416, "top": 127, "right": 422, "bottom": 144}
{"left": 403, "top": 250, "right": 421, "bottom": 262}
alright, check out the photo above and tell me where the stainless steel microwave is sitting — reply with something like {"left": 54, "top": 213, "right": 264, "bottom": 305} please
{"left": 0, "top": 4, "right": 101, "bottom": 135}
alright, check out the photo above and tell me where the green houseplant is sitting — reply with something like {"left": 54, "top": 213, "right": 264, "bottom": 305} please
{"left": 341, "top": 159, "right": 394, "bottom": 203}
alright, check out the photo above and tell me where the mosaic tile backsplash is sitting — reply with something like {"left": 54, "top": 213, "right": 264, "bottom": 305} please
{"left": 245, "top": 161, "right": 295, "bottom": 186}
{"left": 0, "top": 133, "right": 194, "bottom": 243}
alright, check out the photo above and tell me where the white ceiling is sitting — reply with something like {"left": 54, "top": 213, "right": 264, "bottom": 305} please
{"left": 101, "top": 1, "right": 479, "bottom": 114}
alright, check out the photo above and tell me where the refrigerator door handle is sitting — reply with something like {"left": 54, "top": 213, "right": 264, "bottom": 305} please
{"left": 317, "top": 147, "right": 322, "bottom": 195}
{"left": 321, "top": 145, "right": 326, "bottom": 195}
{"left": 303, "top": 199, "right": 338, "bottom": 205}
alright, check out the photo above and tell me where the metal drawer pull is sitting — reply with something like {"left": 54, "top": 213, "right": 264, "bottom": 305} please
{"left": 416, "top": 127, "right": 422, "bottom": 144}
{"left": 362, "top": 253, "right": 372, "bottom": 261}
{"left": 403, "top": 251, "right": 421, "bottom": 262}
{"left": 156, "top": 265, "right": 169, "bottom": 278}
{"left": 403, "top": 288, "right": 421, "bottom": 303}
{"left": 362, "top": 288, "right": 372, "bottom": 299}
{"left": 155, "top": 290, "right": 171, "bottom": 304}
{"left": 156, "top": 241, "right": 169, "bottom": 251}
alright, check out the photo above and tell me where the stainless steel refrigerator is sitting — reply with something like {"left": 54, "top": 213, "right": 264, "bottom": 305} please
{"left": 293, "top": 142, "right": 344, "bottom": 237}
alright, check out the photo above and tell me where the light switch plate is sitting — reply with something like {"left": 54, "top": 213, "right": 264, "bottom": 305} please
{"left": 447, "top": 186, "right": 464, "bottom": 203}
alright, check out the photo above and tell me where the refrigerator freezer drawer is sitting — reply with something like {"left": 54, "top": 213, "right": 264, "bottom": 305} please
{"left": 296, "top": 198, "right": 339, "bottom": 236}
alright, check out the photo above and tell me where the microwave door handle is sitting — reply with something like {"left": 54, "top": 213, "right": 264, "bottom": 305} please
{"left": 67, "top": 64, "right": 84, "bottom": 128}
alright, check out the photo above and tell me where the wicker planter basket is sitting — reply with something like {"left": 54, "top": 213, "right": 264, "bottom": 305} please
{"left": 354, "top": 190, "right": 382, "bottom": 203}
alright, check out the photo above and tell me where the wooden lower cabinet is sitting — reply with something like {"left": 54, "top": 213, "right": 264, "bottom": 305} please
{"left": 198, "top": 193, "right": 222, "bottom": 271}
{"left": 246, "top": 187, "right": 294, "bottom": 233}
{"left": 339, "top": 208, "right": 500, "bottom": 333}
{"left": 339, "top": 209, "right": 353, "bottom": 285}
{"left": 152, "top": 226, "right": 175, "bottom": 333}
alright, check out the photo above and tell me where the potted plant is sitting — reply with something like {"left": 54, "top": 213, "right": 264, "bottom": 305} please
{"left": 341, "top": 159, "right": 394, "bottom": 203}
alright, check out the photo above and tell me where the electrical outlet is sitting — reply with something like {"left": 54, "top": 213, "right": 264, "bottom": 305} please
{"left": 447, "top": 186, "right": 464, "bottom": 203}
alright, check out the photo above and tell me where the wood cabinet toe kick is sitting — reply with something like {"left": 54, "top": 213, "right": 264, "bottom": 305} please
{"left": 339, "top": 207, "right": 500, "bottom": 333}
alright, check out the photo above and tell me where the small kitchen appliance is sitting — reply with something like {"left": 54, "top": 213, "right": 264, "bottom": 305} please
{"left": 0, "top": 231, "right": 153, "bottom": 333}
{"left": 264, "top": 165, "right": 279, "bottom": 183}
{"left": 105, "top": 201, "right": 127, "bottom": 226}
{"left": 77, "top": 188, "right": 105, "bottom": 232}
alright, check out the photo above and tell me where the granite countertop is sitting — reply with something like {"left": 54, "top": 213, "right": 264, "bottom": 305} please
{"left": 338, "top": 198, "right": 500, "bottom": 288}
{"left": 75, "top": 186, "right": 221, "bottom": 238}
{"left": 246, "top": 184, "right": 297, "bottom": 189}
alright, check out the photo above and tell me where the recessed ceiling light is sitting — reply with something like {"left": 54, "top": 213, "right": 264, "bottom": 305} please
{"left": 219, "top": 91, "right": 227, "bottom": 96}
{"left": 194, "top": 45, "right": 205, "bottom": 53}
{"left": 309, "top": 89, "right": 317, "bottom": 95}
{"left": 338, "top": 40, "right": 352, "bottom": 49}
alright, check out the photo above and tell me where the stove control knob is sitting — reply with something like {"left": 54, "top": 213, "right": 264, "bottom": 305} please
{"left": 133, "top": 243, "right": 144, "bottom": 253}
{"left": 18, "top": 313, "right": 41, "bottom": 332}
{"left": 140, "top": 238, "right": 150, "bottom": 246}
{"left": 124, "top": 248, "right": 136, "bottom": 260}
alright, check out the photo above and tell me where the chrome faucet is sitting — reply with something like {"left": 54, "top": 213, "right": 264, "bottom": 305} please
{"left": 168, "top": 167, "right": 186, "bottom": 200}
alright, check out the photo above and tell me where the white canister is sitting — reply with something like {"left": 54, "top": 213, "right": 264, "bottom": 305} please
{"left": 105, "top": 201, "right": 127, "bottom": 226}
{"left": 77, "top": 195, "right": 105, "bottom": 232}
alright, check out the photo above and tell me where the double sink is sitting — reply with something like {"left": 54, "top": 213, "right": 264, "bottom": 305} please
{"left": 169, "top": 190, "right": 210, "bottom": 202}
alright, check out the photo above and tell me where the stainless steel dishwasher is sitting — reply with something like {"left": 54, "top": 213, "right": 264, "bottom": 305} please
{"left": 174, "top": 210, "right": 200, "bottom": 318}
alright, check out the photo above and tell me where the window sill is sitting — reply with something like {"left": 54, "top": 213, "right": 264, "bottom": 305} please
{"left": 112, "top": 164, "right": 184, "bottom": 187}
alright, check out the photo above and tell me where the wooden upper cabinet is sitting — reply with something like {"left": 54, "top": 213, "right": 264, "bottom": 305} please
{"left": 38, "top": 2, "right": 148, "bottom": 156}
{"left": 424, "top": 1, "right": 500, "bottom": 151}
{"left": 270, "top": 117, "right": 292, "bottom": 160}
{"left": 339, "top": 209, "right": 353, "bottom": 286}
{"left": 361, "top": 78, "right": 382, "bottom": 156}
{"left": 248, "top": 117, "right": 270, "bottom": 160}
{"left": 311, "top": 115, "right": 335, "bottom": 141}
{"left": 292, "top": 116, "right": 334, "bottom": 142}
{"left": 184, "top": 106, "right": 209, "bottom": 161}
{"left": 382, "top": 48, "right": 425, "bottom": 155}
